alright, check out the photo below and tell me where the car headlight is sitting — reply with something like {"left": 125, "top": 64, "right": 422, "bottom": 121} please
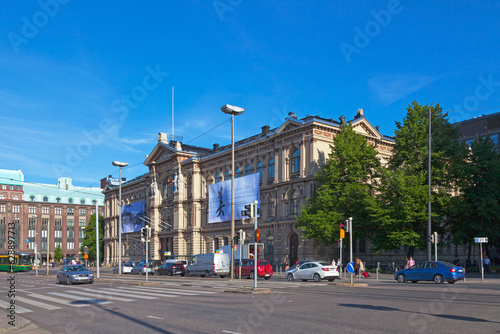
{"left": 89, "top": 273, "right": 94, "bottom": 277}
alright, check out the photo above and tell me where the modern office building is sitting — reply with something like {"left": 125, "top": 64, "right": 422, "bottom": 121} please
{"left": 455, "top": 111, "right": 500, "bottom": 151}
{"left": 0, "top": 169, "right": 104, "bottom": 263}
{"left": 103, "top": 109, "right": 395, "bottom": 267}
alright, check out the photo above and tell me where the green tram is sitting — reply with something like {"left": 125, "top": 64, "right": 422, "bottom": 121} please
{"left": 0, "top": 251, "right": 32, "bottom": 272}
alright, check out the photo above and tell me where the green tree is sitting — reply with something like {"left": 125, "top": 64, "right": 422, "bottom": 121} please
{"left": 448, "top": 135, "right": 500, "bottom": 259}
{"left": 54, "top": 244, "right": 63, "bottom": 263}
{"left": 372, "top": 101, "right": 462, "bottom": 256}
{"left": 296, "top": 121, "right": 381, "bottom": 246}
{"left": 82, "top": 214, "right": 105, "bottom": 262}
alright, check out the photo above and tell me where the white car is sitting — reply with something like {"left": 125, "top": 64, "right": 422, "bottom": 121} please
{"left": 286, "top": 261, "right": 339, "bottom": 282}
{"left": 113, "top": 262, "right": 135, "bottom": 274}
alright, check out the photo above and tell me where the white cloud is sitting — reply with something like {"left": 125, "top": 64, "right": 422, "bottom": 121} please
{"left": 368, "top": 74, "right": 439, "bottom": 106}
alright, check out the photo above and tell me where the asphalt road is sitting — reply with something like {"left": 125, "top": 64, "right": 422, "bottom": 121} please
{"left": 1, "top": 270, "right": 499, "bottom": 333}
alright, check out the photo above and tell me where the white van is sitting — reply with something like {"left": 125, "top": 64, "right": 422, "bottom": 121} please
{"left": 185, "top": 253, "right": 230, "bottom": 278}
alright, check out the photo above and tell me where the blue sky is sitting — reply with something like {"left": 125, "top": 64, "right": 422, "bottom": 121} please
{"left": 1, "top": 0, "right": 499, "bottom": 187}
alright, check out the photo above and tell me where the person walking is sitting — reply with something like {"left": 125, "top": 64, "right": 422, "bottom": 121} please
{"left": 359, "top": 259, "right": 365, "bottom": 278}
{"left": 484, "top": 257, "right": 491, "bottom": 274}
{"left": 408, "top": 256, "right": 415, "bottom": 268}
{"left": 354, "top": 258, "right": 360, "bottom": 278}
{"left": 404, "top": 257, "right": 409, "bottom": 269}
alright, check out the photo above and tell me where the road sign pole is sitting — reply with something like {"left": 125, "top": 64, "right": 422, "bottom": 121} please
{"left": 339, "top": 238, "right": 342, "bottom": 271}
{"left": 480, "top": 242, "right": 484, "bottom": 282}
{"left": 253, "top": 200, "right": 258, "bottom": 290}
{"left": 146, "top": 230, "right": 149, "bottom": 283}
{"left": 349, "top": 217, "right": 353, "bottom": 284}
{"left": 434, "top": 232, "right": 438, "bottom": 262}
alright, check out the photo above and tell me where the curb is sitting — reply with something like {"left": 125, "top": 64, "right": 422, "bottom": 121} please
{"left": 0, "top": 316, "right": 31, "bottom": 334}
{"left": 330, "top": 282, "right": 369, "bottom": 287}
{"left": 225, "top": 288, "right": 272, "bottom": 294}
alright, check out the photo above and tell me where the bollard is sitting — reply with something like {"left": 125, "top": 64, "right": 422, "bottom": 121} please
{"left": 376, "top": 262, "right": 379, "bottom": 280}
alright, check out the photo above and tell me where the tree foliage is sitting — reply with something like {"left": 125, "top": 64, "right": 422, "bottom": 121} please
{"left": 296, "top": 122, "right": 381, "bottom": 245}
{"left": 82, "top": 214, "right": 105, "bottom": 262}
{"left": 54, "top": 244, "right": 63, "bottom": 262}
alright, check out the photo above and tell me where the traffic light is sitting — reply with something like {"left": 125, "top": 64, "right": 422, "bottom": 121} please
{"left": 255, "top": 228, "right": 260, "bottom": 242}
{"left": 146, "top": 226, "right": 151, "bottom": 238}
{"left": 340, "top": 228, "right": 345, "bottom": 239}
{"left": 141, "top": 227, "right": 147, "bottom": 242}
{"left": 239, "top": 230, "right": 246, "bottom": 242}
{"left": 242, "top": 203, "right": 255, "bottom": 218}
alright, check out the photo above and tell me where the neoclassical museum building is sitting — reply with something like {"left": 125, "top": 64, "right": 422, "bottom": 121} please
{"left": 103, "top": 109, "right": 395, "bottom": 267}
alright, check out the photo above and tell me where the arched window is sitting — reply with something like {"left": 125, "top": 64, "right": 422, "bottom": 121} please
{"left": 0, "top": 194, "right": 4, "bottom": 200}
{"left": 30, "top": 195, "right": 35, "bottom": 201}
{"left": 245, "top": 165, "right": 251, "bottom": 175}
{"left": 215, "top": 173, "right": 222, "bottom": 183}
{"left": 235, "top": 167, "right": 241, "bottom": 178}
{"left": 68, "top": 198, "right": 73, "bottom": 204}
{"left": 43, "top": 196, "right": 48, "bottom": 202}
{"left": 13, "top": 195, "right": 19, "bottom": 200}
{"left": 268, "top": 158, "right": 275, "bottom": 179}
{"left": 224, "top": 170, "right": 230, "bottom": 180}
{"left": 56, "top": 197, "right": 61, "bottom": 203}
{"left": 256, "top": 162, "right": 263, "bottom": 180}
{"left": 214, "top": 238, "right": 220, "bottom": 251}
{"left": 291, "top": 149, "right": 300, "bottom": 173}
{"left": 80, "top": 199, "right": 85, "bottom": 204}
{"left": 92, "top": 200, "right": 97, "bottom": 205}
{"left": 223, "top": 236, "right": 229, "bottom": 246}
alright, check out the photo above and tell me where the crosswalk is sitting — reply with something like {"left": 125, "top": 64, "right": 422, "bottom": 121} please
{"left": 0, "top": 284, "right": 218, "bottom": 314}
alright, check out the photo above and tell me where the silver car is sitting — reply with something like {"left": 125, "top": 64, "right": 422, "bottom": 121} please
{"left": 286, "top": 261, "right": 339, "bottom": 282}
{"left": 57, "top": 265, "right": 94, "bottom": 285}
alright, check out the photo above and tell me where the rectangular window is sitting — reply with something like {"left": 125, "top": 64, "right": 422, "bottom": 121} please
{"left": 79, "top": 208, "right": 86, "bottom": 216}
{"left": 29, "top": 206, "right": 37, "bottom": 214}
{"left": 1, "top": 185, "right": 6, "bottom": 190}
{"left": 42, "top": 207, "right": 49, "bottom": 214}
{"left": 67, "top": 219, "right": 74, "bottom": 227}
{"left": 12, "top": 205, "right": 20, "bottom": 213}
{"left": 67, "top": 242, "right": 74, "bottom": 250}
{"left": 0, "top": 205, "right": 5, "bottom": 213}
{"left": 9, "top": 185, "right": 14, "bottom": 190}
{"left": 67, "top": 208, "right": 74, "bottom": 215}
{"left": 55, "top": 207, "right": 62, "bottom": 215}
{"left": 16, "top": 186, "right": 21, "bottom": 191}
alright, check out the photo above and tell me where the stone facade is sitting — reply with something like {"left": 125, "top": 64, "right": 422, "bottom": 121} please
{"left": 103, "top": 111, "right": 395, "bottom": 267}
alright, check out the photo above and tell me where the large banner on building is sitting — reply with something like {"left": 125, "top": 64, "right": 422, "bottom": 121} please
{"left": 208, "top": 173, "right": 260, "bottom": 223}
{"left": 121, "top": 200, "right": 145, "bottom": 233}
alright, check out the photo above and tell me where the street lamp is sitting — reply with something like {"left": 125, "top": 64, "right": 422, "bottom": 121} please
{"left": 221, "top": 104, "right": 245, "bottom": 280}
{"left": 33, "top": 215, "right": 38, "bottom": 276}
{"left": 112, "top": 160, "right": 129, "bottom": 275}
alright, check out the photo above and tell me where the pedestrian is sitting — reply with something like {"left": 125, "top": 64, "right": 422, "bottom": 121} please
{"left": 408, "top": 256, "right": 415, "bottom": 268}
{"left": 355, "top": 258, "right": 360, "bottom": 277}
{"left": 358, "top": 258, "right": 365, "bottom": 278}
{"left": 331, "top": 259, "right": 336, "bottom": 266}
{"left": 484, "top": 257, "right": 491, "bottom": 274}
{"left": 453, "top": 257, "right": 460, "bottom": 266}
{"left": 404, "top": 257, "right": 409, "bottom": 269}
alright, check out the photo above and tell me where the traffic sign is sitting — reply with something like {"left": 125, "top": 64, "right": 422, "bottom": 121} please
{"left": 84, "top": 254, "right": 89, "bottom": 259}
{"left": 475, "top": 237, "right": 488, "bottom": 243}
{"left": 26, "top": 239, "right": 29, "bottom": 243}
{"left": 34, "top": 259, "right": 40, "bottom": 265}
{"left": 346, "top": 261, "right": 355, "bottom": 274}
{"left": 340, "top": 229, "right": 345, "bottom": 239}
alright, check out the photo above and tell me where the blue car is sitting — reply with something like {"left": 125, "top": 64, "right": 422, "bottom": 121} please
{"left": 395, "top": 261, "right": 465, "bottom": 284}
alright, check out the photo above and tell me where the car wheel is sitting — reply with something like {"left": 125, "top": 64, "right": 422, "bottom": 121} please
{"left": 397, "top": 274, "right": 407, "bottom": 283}
{"left": 220, "top": 275, "right": 226, "bottom": 278}
{"left": 411, "top": 281, "right": 418, "bottom": 283}
{"left": 66, "top": 276, "right": 71, "bottom": 285}
{"left": 89, "top": 281, "right": 93, "bottom": 284}
{"left": 204, "top": 270, "right": 210, "bottom": 278}
{"left": 448, "top": 280, "right": 455, "bottom": 284}
{"left": 249, "top": 271, "right": 255, "bottom": 279}
{"left": 56, "top": 276, "right": 61, "bottom": 284}
{"left": 264, "top": 277, "right": 271, "bottom": 280}
{"left": 313, "top": 273, "right": 321, "bottom": 282}
{"left": 328, "top": 278, "right": 335, "bottom": 282}
{"left": 186, "top": 270, "right": 191, "bottom": 277}
{"left": 434, "top": 274, "right": 444, "bottom": 284}
{"left": 287, "top": 273, "right": 294, "bottom": 281}
{"left": 168, "top": 270, "right": 173, "bottom": 276}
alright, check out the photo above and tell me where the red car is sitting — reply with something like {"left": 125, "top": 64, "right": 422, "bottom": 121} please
{"left": 235, "top": 259, "right": 273, "bottom": 280}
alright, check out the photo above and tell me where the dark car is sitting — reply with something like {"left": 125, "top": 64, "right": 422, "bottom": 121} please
{"left": 395, "top": 261, "right": 465, "bottom": 284}
{"left": 57, "top": 265, "right": 94, "bottom": 285}
{"left": 157, "top": 262, "right": 186, "bottom": 276}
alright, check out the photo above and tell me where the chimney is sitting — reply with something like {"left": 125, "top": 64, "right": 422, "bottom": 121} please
{"left": 355, "top": 108, "right": 364, "bottom": 119}
{"left": 213, "top": 143, "right": 220, "bottom": 150}
{"left": 288, "top": 112, "right": 297, "bottom": 119}
{"left": 261, "top": 125, "right": 270, "bottom": 133}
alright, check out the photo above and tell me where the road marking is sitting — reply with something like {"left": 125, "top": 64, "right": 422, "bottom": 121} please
{"left": 27, "top": 293, "right": 88, "bottom": 307}
{"left": 147, "top": 316, "right": 164, "bottom": 320}
{"left": 146, "top": 287, "right": 217, "bottom": 294}
{"left": 0, "top": 299, "right": 32, "bottom": 314}
{"left": 65, "top": 290, "right": 135, "bottom": 302}
{"left": 47, "top": 292, "right": 112, "bottom": 304}
{"left": 222, "top": 330, "right": 241, "bottom": 334}
{"left": 92, "top": 288, "right": 158, "bottom": 299}
{"left": 15, "top": 296, "right": 61, "bottom": 310}
{"left": 118, "top": 286, "right": 200, "bottom": 296}
{"left": 110, "top": 286, "right": 180, "bottom": 298}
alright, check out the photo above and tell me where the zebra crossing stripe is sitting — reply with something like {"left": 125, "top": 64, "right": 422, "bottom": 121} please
{"left": 27, "top": 293, "right": 88, "bottom": 307}
{"left": 64, "top": 290, "right": 135, "bottom": 302}
{"left": 122, "top": 285, "right": 216, "bottom": 295}
{"left": 47, "top": 292, "right": 112, "bottom": 305}
{"left": 0, "top": 299, "right": 32, "bottom": 314}
{"left": 117, "top": 286, "right": 198, "bottom": 296}
{"left": 15, "top": 296, "right": 61, "bottom": 310}
{"left": 103, "top": 287, "right": 178, "bottom": 298}
{"left": 89, "top": 289, "right": 157, "bottom": 300}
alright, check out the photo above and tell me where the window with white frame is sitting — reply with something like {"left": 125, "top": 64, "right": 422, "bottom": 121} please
{"left": 67, "top": 208, "right": 74, "bottom": 215}
{"left": 67, "top": 242, "right": 74, "bottom": 249}
{"left": 291, "top": 149, "right": 300, "bottom": 174}
{"left": 12, "top": 205, "right": 20, "bottom": 213}
{"left": 0, "top": 205, "right": 5, "bottom": 213}
{"left": 29, "top": 206, "right": 36, "bottom": 214}
{"left": 0, "top": 194, "right": 5, "bottom": 200}
{"left": 13, "top": 195, "right": 19, "bottom": 200}
{"left": 55, "top": 207, "right": 62, "bottom": 215}
{"left": 42, "top": 206, "right": 49, "bottom": 214}
{"left": 268, "top": 158, "right": 275, "bottom": 179}
{"left": 79, "top": 208, "right": 86, "bottom": 216}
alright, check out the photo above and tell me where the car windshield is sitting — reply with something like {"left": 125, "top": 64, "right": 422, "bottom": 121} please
{"left": 259, "top": 260, "right": 270, "bottom": 266}
{"left": 319, "top": 262, "right": 331, "bottom": 266}
{"left": 68, "top": 265, "right": 88, "bottom": 272}
{"left": 440, "top": 262, "right": 457, "bottom": 267}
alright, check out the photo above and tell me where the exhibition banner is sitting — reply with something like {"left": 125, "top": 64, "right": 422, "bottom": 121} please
{"left": 121, "top": 200, "right": 145, "bottom": 233}
{"left": 208, "top": 173, "right": 260, "bottom": 223}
